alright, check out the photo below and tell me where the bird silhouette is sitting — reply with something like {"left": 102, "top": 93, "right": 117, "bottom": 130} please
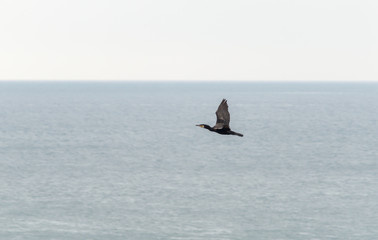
{"left": 196, "top": 99, "right": 243, "bottom": 137}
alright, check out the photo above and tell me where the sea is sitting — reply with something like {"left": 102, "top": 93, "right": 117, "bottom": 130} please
{"left": 0, "top": 82, "right": 377, "bottom": 240}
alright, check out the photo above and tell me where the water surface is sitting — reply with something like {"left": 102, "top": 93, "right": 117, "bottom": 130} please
{"left": 1, "top": 82, "right": 377, "bottom": 239}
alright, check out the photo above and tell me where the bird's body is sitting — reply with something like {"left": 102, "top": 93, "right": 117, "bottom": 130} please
{"left": 196, "top": 99, "right": 243, "bottom": 137}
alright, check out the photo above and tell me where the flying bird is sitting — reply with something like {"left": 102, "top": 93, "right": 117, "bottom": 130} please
{"left": 196, "top": 99, "right": 243, "bottom": 137}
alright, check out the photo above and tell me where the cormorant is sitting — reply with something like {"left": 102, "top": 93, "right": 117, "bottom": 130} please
{"left": 196, "top": 99, "right": 243, "bottom": 137}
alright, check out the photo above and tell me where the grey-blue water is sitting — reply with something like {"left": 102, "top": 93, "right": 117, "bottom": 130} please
{"left": 1, "top": 82, "right": 378, "bottom": 240}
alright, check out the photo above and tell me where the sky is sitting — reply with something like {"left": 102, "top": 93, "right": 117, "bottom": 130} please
{"left": 0, "top": 0, "right": 377, "bottom": 81}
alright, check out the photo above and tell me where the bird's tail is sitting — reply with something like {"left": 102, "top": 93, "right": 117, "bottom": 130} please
{"left": 231, "top": 131, "right": 243, "bottom": 137}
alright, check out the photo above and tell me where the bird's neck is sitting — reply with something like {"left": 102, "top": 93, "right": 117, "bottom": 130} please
{"left": 203, "top": 125, "right": 214, "bottom": 131}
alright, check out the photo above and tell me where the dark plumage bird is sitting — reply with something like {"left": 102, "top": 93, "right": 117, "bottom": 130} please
{"left": 196, "top": 99, "right": 243, "bottom": 137}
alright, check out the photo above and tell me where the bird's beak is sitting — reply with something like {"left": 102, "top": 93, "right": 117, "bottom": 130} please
{"left": 196, "top": 124, "right": 204, "bottom": 128}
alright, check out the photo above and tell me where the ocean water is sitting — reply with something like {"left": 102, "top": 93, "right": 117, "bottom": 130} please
{"left": 0, "top": 82, "right": 377, "bottom": 240}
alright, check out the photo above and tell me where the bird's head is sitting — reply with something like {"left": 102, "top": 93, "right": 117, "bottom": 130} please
{"left": 196, "top": 124, "right": 211, "bottom": 129}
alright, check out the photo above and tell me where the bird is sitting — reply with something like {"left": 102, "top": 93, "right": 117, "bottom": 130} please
{"left": 196, "top": 99, "right": 243, "bottom": 137}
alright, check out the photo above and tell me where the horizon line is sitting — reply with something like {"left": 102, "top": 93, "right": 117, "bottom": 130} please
{"left": 1, "top": 79, "right": 378, "bottom": 83}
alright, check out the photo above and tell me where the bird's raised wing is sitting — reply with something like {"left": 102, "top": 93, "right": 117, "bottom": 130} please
{"left": 214, "top": 99, "right": 230, "bottom": 129}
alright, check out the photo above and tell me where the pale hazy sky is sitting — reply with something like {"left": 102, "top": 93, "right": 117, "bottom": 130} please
{"left": 1, "top": 0, "right": 377, "bottom": 81}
